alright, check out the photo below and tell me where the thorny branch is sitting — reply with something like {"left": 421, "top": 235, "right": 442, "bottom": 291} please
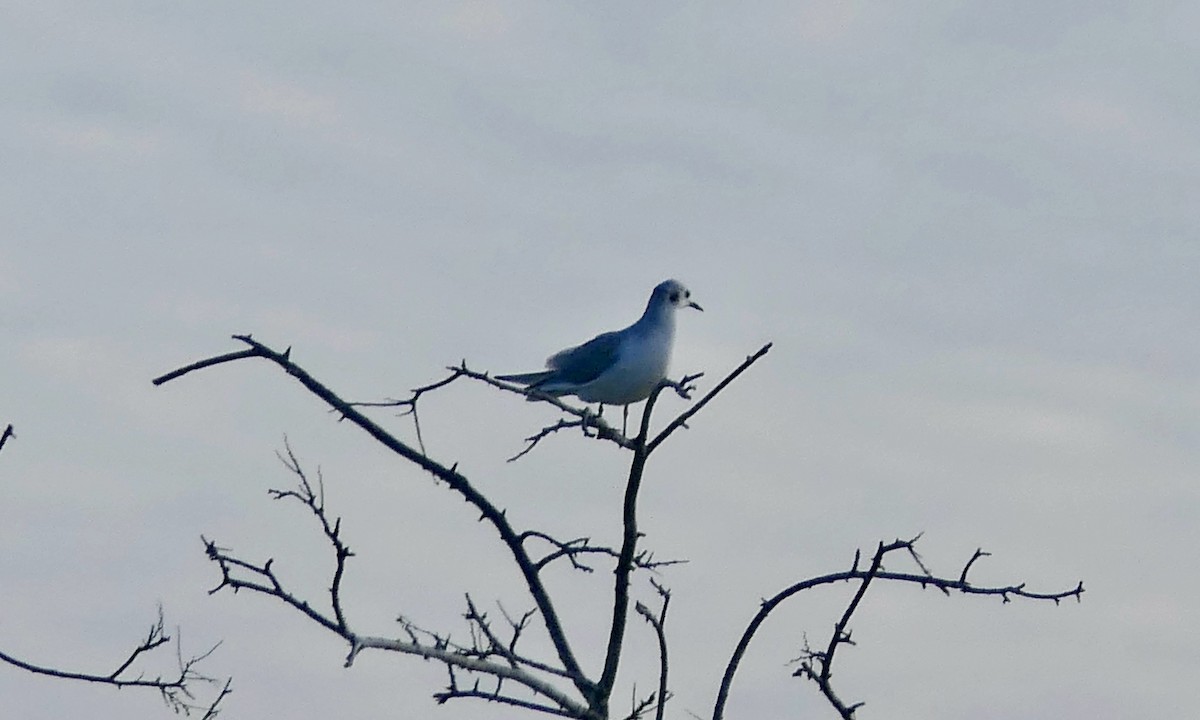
{"left": 154, "top": 334, "right": 767, "bottom": 717}
{"left": 0, "top": 423, "right": 229, "bottom": 717}
{"left": 462, "top": 596, "right": 571, "bottom": 680}
{"left": 0, "top": 423, "right": 14, "bottom": 454}
{"left": 648, "top": 344, "right": 771, "bottom": 453}
{"left": 348, "top": 363, "right": 706, "bottom": 463}
{"left": 200, "top": 446, "right": 592, "bottom": 718}
{"left": 347, "top": 372, "right": 460, "bottom": 455}
{"left": 635, "top": 579, "right": 672, "bottom": 720}
{"left": 155, "top": 335, "right": 595, "bottom": 704}
{"left": 0, "top": 607, "right": 230, "bottom": 718}
{"left": 153, "top": 333, "right": 1081, "bottom": 720}
{"left": 268, "top": 440, "right": 355, "bottom": 632}
{"left": 503, "top": 368, "right": 696, "bottom": 461}
{"left": 620, "top": 689, "right": 658, "bottom": 720}
{"left": 712, "top": 535, "right": 1085, "bottom": 720}
{"left": 520, "top": 531, "right": 684, "bottom": 575}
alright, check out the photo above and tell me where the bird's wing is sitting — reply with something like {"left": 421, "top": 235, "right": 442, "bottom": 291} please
{"left": 545, "top": 331, "right": 622, "bottom": 385}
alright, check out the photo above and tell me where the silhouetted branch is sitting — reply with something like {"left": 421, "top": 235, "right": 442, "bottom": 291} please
{"left": 0, "top": 606, "right": 229, "bottom": 717}
{"left": 435, "top": 673, "right": 578, "bottom": 718}
{"left": 268, "top": 441, "right": 354, "bottom": 632}
{"left": 347, "top": 371, "right": 464, "bottom": 455}
{"left": 157, "top": 336, "right": 593, "bottom": 702}
{"left": 157, "top": 334, "right": 768, "bottom": 719}
{"left": 0, "top": 422, "right": 229, "bottom": 717}
{"left": 508, "top": 414, "right": 611, "bottom": 462}
{"left": 619, "top": 688, "right": 658, "bottom": 720}
{"left": 591, "top": 346, "right": 777, "bottom": 715}
{"left": 792, "top": 539, "right": 910, "bottom": 718}
{"left": 712, "top": 536, "right": 1084, "bottom": 720}
{"left": 151, "top": 347, "right": 260, "bottom": 385}
{"left": 200, "top": 443, "right": 596, "bottom": 717}
{"left": 520, "top": 531, "right": 683, "bottom": 575}
{"left": 594, "top": 385, "right": 660, "bottom": 712}
{"left": 153, "top": 332, "right": 1085, "bottom": 720}
{"left": 462, "top": 596, "right": 572, "bottom": 680}
{"left": 635, "top": 579, "right": 672, "bottom": 720}
{"left": 648, "top": 344, "right": 772, "bottom": 453}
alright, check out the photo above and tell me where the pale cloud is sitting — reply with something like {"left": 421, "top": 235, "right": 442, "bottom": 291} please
{"left": 240, "top": 73, "right": 341, "bottom": 128}
{"left": 0, "top": 253, "right": 18, "bottom": 298}
{"left": 20, "top": 335, "right": 105, "bottom": 381}
{"left": 163, "top": 294, "right": 379, "bottom": 353}
{"left": 444, "top": 0, "right": 512, "bottom": 40}
{"left": 785, "top": 1, "right": 863, "bottom": 44}
{"left": 252, "top": 306, "right": 380, "bottom": 352}
{"left": 1052, "top": 94, "right": 1147, "bottom": 144}
{"left": 38, "top": 119, "right": 161, "bottom": 157}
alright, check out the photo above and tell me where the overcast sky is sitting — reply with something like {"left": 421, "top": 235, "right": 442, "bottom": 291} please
{"left": 2, "top": 2, "right": 1197, "bottom": 719}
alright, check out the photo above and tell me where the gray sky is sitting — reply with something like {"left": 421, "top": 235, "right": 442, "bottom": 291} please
{"left": 2, "top": 2, "right": 1197, "bottom": 718}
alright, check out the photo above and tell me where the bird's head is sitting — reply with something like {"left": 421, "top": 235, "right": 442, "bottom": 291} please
{"left": 654, "top": 279, "right": 703, "bottom": 312}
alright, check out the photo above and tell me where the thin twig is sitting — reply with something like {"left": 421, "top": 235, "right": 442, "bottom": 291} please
{"left": 0, "top": 607, "right": 229, "bottom": 717}
{"left": 158, "top": 336, "right": 594, "bottom": 701}
{"left": 648, "top": 344, "right": 772, "bottom": 453}
{"left": 711, "top": 537, "right": 1083, "bottom": 720}
{"left": 636, "top": 579, "right": 672, "bottom": 720}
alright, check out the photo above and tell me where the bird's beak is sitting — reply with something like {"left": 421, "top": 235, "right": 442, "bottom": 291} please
{"left": 688, "top": 301, "right": 704, "bottom": 312}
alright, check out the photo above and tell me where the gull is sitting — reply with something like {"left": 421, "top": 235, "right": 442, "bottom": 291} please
{"left": 497, "top": 279, "right": 703, "bottom": 430}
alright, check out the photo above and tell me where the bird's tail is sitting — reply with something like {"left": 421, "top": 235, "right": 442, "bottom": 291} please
{"left": 495, "top": 371, "right": 554, "bottom": 385}
{"left": 495, "top": 371, "right": 562, "bottom": 401}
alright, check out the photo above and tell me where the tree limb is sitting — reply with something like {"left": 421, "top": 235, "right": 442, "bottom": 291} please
{"left": 635, "top": 579, "right": 672, "bottom": 720}
{"left": 712, "top": 536, "right": 1084, "bottom": 720}
{"left": 156, "top": 336, "right": 594, "bottom": 700}
{"left": 0, "top": 423, "right": 14, "bottom": 454}
{"left": 0, "top": 607, "right": 229, "bottom": 718}
{"left": 648, "top": 344, "right": 772, "bottom": 453}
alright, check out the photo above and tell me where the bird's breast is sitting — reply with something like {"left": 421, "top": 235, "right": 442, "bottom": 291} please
{"left": 575, "top": 326, "right": 674, "bottom": 405}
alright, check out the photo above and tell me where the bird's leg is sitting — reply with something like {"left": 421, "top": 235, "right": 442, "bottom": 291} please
{"left": 622, "top": 404, "right": 629, "bottom": 436}
{"left": 580, "top": 404, "right": 605, "bottom": 436}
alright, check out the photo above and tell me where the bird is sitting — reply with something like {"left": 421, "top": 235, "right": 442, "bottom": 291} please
{"left": 497, "top": 279, "right": 703, "bottom": 422}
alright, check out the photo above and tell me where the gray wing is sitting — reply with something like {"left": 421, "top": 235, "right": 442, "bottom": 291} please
{"left": 545, "top": 331, "right": 622, "bottom": 385}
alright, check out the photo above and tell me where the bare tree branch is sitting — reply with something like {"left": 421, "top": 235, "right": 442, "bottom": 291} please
{"left": 595, "top": 385, "right": 661, "bottom": 711}
{"left": 619, "top": 686, "right": 658, "bottom": 720}
{"left": 0, "top": 423, "right": 230, "bottom": 717}
{"left": 595, "top": 348, "right": 774, "bottom": 713}
{"left": 0, "top": 423, "right": 14, "bottom": 454}
{"left": 158, "top": 334, "right": 770, "bottom": 719}
{"left": 508, "top": 414, "right": 611, "bottom": 462}
{"left": 712, "top": 535, "right": 1084, "bottom": 720}
{"left": 155, "top": 334, "right": 1080, "bottom": 720}
{"left": 151, "top": 348, "right": 260, "bottom": 385}
{"left": 269, "top": 440, "right": 354, "bottom": 632}
{"left": 462, "top": 596, "right": 573, "bottom": 680}
{"left": 202, "top": 445, "right": 598, "bottom": 718}
{"left": 346, "top": 371, "right": 464, "bottom": 455}
{"left": 156, "top": 335, "right": 594, "bottom": 701}
{"left": 351, "top": 633, "right": 592, "bottom": 717}
{"left": 520, "top": 531, "right": 684, "bottom": 575}
{"left": 648, "top": 344, "right": 772, "bottom": 453}
{"left": 0, "top": 607, "right": 229, "bottom": 717}
{"left": 792, "top": 539, "right": 907, "bottom": 718}
{"left": 635, "top": 579, "right": 672, "bottom": 720}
